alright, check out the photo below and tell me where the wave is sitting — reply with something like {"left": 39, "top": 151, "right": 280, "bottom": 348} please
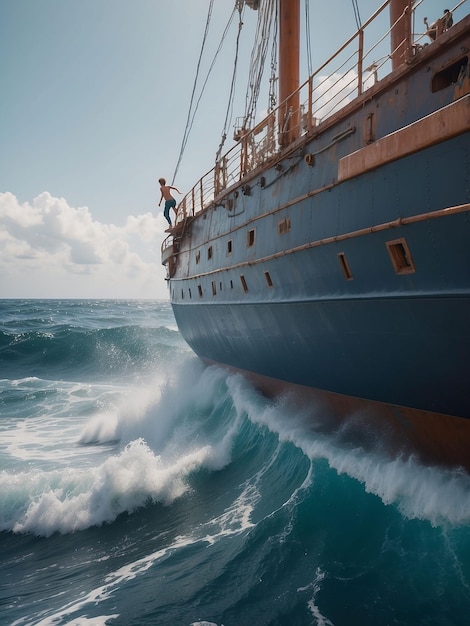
{"left": 0, "top": 438, "right": 222, "bottom": 536}
{"left": 0, "top": 363, "right": 244, "bottom": 537}
{"left": 2, "top": 358, "right": 470, "bottom": 540}
{"left": 0, "top": 324, "right": 186, "bottom": 381}
{"left": 241, "top": 384, "right": 470, "bottom": 528}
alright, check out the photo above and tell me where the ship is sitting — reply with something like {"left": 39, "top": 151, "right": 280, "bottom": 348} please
{"left": 161, "top": 0, "right": 470, "bottom": 471}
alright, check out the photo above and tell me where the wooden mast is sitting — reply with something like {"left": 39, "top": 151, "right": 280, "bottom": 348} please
{"left": 279, "top": 0, "right": 300, "bottom": 145}
{"left": 390, "top": 0, "right": 412, "bottom": 70}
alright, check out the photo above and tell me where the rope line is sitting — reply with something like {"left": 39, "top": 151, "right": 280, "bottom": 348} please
{"left": 216, "top": 2, "right": 246, "bottom": 161}
{"left": 351, "top": 0, "right": 362, "bottom": 29}
{"left": 243, "top": 0, "right": 276, "bottom": 129}
{"left": 171, "top": 0, "right": 214, "bottom": 185}
{"left": 305, "top": 0, "right": 313, "bottom": 77}
{"left": 172, "top": 2, "right": 241, "bottom": 184}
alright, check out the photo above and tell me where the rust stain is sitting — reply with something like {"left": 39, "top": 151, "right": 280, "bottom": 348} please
{"left": 206, "top": 360, "right": 470, "bottom": 473}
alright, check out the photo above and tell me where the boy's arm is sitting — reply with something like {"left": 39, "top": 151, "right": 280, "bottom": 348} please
{"left": 158, "top": 191, "right": 163, "bottom": 206}
{"left": 171, "top": 187, "right": 181, "bottom": 194}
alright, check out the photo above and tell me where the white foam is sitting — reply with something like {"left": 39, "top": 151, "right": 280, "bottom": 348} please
{"left": 1, "top": 360, "right": 247, "bottom": 537}
{"left": 1, "top": 377, "right": 126, "bottom": 466}
{"left": 328, "top": 449, "right": 470, "bottom": 527}
{"left": 223, "top": 372, "right": 470, "bottom": 527}
{"left": 19, "top": 521, "right": 225, "bottom": 625}
{"left": 1, "top": 438, "right": 223, "bottom": 536}
{"left": 302, "top": 568, "right": 335, "bottom": 626}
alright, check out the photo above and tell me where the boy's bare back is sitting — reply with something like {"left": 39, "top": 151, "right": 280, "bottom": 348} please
{"left": 158, "top": 177, "right": 181, "bottom": 205}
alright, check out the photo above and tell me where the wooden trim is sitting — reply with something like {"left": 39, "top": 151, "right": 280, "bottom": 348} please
{"left": 170, "top": 203, "right": 470, "bottom": 282}
{"left": 338, "top": 95, "right": 470, "bottom": 181}
{"left": 386, "top": 237, "right": 416, "bottom": 275}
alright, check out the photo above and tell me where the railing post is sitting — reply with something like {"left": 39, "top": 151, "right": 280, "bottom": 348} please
{"left": 214, "top": 161, "right": 220, "bottom": 197}
{"left": 308, "top": 76, "right": 313, "bottom": 131}
{"left": 241, "top": 135, "right": 248, "bottom": 179}
{"left": 222, "top": 156, "right": 227, "bottom": 189}
{"left": 357, "top": 28, "right": 364, "bottom": 96}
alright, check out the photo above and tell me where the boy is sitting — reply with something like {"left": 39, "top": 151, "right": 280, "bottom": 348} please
{"left": 158, "top": 178, "right": 181, "bottom": 226}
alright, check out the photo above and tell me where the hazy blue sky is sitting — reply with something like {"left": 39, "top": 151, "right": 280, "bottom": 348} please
{"left": 0, "top": 0, "right": 449, "bottom": 298}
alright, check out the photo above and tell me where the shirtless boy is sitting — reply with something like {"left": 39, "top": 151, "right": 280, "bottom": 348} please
{"left": 158, "top": 178, "right": 181, "bottom": 226}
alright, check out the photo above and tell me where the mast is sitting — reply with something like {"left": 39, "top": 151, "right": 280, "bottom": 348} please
{"left": 279, "top": 0, "right": 300, "bottom": 145}
{"left": 390, "top": 0, "right": 412, "bottom": 70}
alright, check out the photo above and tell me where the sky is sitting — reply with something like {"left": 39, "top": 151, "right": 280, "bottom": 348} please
{"left": 0, "top": 0, "right": 449, "bottom": 299}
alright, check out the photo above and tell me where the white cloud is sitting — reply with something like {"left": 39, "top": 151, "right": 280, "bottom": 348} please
{"left": 0, "top": 192, "right": 170, "bottom": 299}
{"left": 312, "top": 70, "right": 358, "bottom": 121}
{"left": 125, "top": 213, "right": 162, "bottom": 242}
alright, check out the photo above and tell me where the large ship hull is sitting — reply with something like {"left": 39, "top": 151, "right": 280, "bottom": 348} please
{"left": 173, "top": 294, "right": 470, "bottom": 421}
{"left": 163, "top": 6, "right": 470, "bottom": 470}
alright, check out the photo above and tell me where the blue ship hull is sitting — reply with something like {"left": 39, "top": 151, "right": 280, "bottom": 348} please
{"left": 173, "top": 294, "right": 470, "bottom": 420}
{"left": 162, "top": 8, "right": 470, "bottom": 469}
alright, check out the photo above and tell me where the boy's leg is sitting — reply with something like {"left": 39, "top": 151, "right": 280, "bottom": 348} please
{"left": 164, "top": 202, "right": 172, "bottom": 225}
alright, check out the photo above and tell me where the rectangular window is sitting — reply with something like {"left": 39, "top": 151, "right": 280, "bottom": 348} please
{"left": 432, "top": 56, "right": 468, "bottom": 93}
{"left": 212, "top": 281, "right": 216, "bottom": 296}
{"left": 338, "top": 252, "right": 353, "bottom": 280}
{"left": 198, "top": 285, "right": 203, "bottom": 297}
{"left": 264, "top": 271, "right": 273, "bottom": 287}
{"left": 208, "top": 246, "right": 213, "bottom": 260}
{"left": 227, "top": 240, "right": 232, "bottom": 255}
{"left": 196, "top": 251, "right": 200, "bottom": 264}
{"left": 247, "top": 229, "right": 256, "bottom": 247}
{"left": 278, "top": 218, "right": 291, "bottom": 234}
{"left": 386, "top": 238, "right": 416, "bottom": 275}
{"left": 240, "top": 275, "right": 248, "bottom": 293}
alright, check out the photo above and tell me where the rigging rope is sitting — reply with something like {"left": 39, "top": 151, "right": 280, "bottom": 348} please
{"left": 172, "top": 0, "right": 214, "bottom": 185}
{"left": 243, "top": 0, "right": 276, "bottom": 129}
{"left": 216, "top": 1, "right": 245, "bottom": 161}
{"left": 351, "top": 0, "right": 362, "bottom": 30}
{"left": 305, "top": 0, "right": 313, "bottom": 77}
{"left": 171, "top": 1, "right": 241, "bottom": 184}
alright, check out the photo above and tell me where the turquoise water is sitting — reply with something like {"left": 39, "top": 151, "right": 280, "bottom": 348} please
{"left": 1, "top": 299, "right": 469, "bottom": 626}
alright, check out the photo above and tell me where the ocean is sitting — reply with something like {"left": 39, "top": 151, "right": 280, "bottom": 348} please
{"left": 1, "top": 299, "right": 469, "bottom": 626}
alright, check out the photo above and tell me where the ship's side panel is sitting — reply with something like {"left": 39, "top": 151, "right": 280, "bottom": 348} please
{"left": 172, "top": 295, "right": 470, "bottom": 418}
{"left": 165, "top": 22, "right": 470, "bottom": 436}
{"left": 172, "top": 198, "right": 470, "bottom": 420}
{"left": 170, "top": 125, "right": 470, "bottom": 419}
